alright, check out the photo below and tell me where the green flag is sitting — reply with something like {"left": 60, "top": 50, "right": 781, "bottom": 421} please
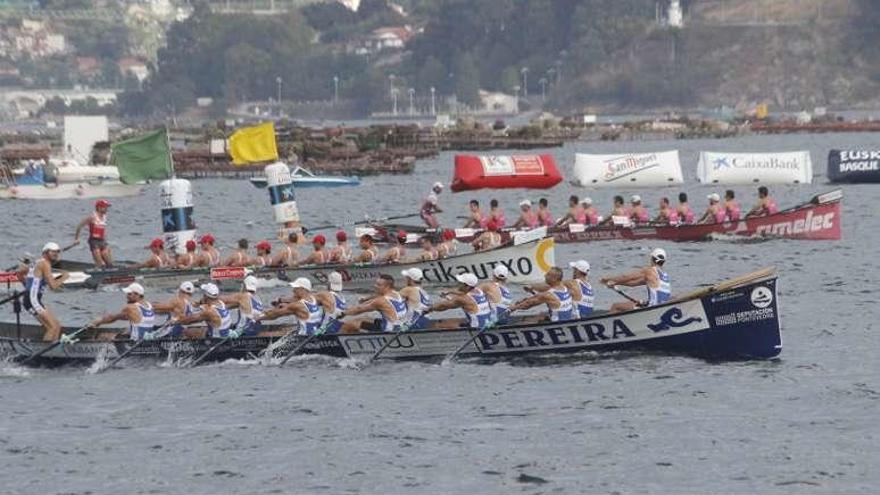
{"left": 111, "top": 128, "right": 173, "bottom": 184}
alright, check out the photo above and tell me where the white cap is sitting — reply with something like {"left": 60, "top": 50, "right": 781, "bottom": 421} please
{"left": 433, "top": 181, "right": 444, "bottom": 190}
{"left": 580, "top": 197, "right": 592, "bottom": 206}
{"left": 707, "top": 193, "right": 721, "bottom": 202}
{"left": 456, "top": 273, "right": 479, "bottom": 287}
{"left": 401, "top": 267, "right": 424, "bottom": 282}
{"left": 290, "top": 277, "right": 312, "bottom": 291}
{"left": 200, "top": 283, "right": 220, "bottom": 298}
{"left": 243, "top": 275, "right": 259, "bottom": 292}
{"left": 631, "top": 194, "right": 642, "bottom": 203}
{"left": 569, "top": 260, "right": 591, "bottom": 274}
{"left": 493, "top": 265, "right": 509, "bottom": 279}
{"left": 651, "top": 248, "right": 667, "bottom": 262}
{"left": 328, "top": 271, "right": 343, "bottom": 291}
{"left": 42, "top": 242, "right": 61, "bottom": 253}
{"left": 179, "top": 281, "right": 195, "bottom": 294}
{"left": 519, "top": 199, "right": 532, "bottom": 207}
{"left": 122, "top": 282, "right": 145, "bottom": 296}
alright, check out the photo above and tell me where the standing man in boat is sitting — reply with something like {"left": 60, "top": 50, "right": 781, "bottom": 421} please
{"left": 400, "top": 268, "right": 432, "bottom": 330}
{"left": 556, "top": 195, "right": 586, "bottom": 227}
{"left": 355, "top": 234, "right": 379, "bottom": 263}
{"left": 88, "top": 283, "right": 157, "bottom": 340}
{"left": 272, "top": 232, "right": 300, "bottom": 267}
{"left": 437, "top": 229, "right": 458, "bottom": 258}
{"left": 698, "top": 193, "right": 728, "bottom": 224}
{"left": 745, "top": 186, "right": 779, "bottom": 218}
{"left": 463, "top": 200, "right": 485, "bottom": 228}
{"left": 338, "top": 274, "right": 409, "bottom": 333}
{"left": 630, "top": 195, "right": 650, "bottom": 224}
{"left": 176, "top": 240, "right": 198, "bottom": 269}
{"left": 653, "top": 197, "right": 680, "bottom": 225}
{"left": 724, "top": 190, "right": 742, "bottom": 221}
{"left": 508, "top": 267, "right": 575, "bottom": 323}
{"left": 224, "top": 239, "right": 251, "bottom": 267}
{"left": 257, "top": 278, "right": 326, "bottom": 335}
{"left": 537, "top": 198, "right": 555, "bottom": 227}
{"left": 73, "top": 199, "right": 113, "bottom": 269}
{"left": 24, "top": 242, "right": 70, "bottom": 341}
{"left": 329, "top": 231, "right": 352, "bottom": 264}
{"left": 472, "top": 220, "right": 502, "bottom": 251}
{"left": 423, "top": 273, "right": 494, "bottom": 330}
{"left": 196, "top": 234, "right": 221, "bottom": 267}
{"left": 220, "top": 275, "right": 264, "bottom": 337}
{"left": 676, "top": 193, "right": 696, "bottom": 224}
{"left": 152, "top": 281, "right": 197, "bottom": 339}
{"left": 134, "top": 238, "right": 173, "bottom": 269}
{"left": 478, "top": 265, "right": 513, "bottom": 325}
{"left": 600, "top": 248, "right": 671, "bottom": 313}
{"left": 512, "top": 200, "right": 539, "bottom": 229}
{"left": 172, "top": 283, "right": 235, "bottom": 338}
{"left": 420, "top": 182, "right": 444, "bottom": 228}
{"left": 382, "top": 231, "right": 408, "bottom": 263}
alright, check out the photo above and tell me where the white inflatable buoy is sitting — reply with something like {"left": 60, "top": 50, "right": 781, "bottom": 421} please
{"left": 159, "top": 178, "right": 196, "bottom": 255}
{"left": 265, "top": 162, "right": 301, "bottom": 237}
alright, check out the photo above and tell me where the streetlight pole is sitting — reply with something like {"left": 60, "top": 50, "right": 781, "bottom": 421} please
{"left": 408, "top": 88, "right": 415, "bottom": 116}
{"left": 539, "top": 77, "right": 547, "bottom": 102}
{"left": 512, "top": 85, "right": 520, "bottom": 114}
{"left": 430, "top": 86, "right": 436, "bottom": 116}
{"left": 520, "top": 67, "right": 529, "bottom": 98}
{"left": 391, "top": 87, "right": 399, "bottom": 115}
{"left": 276, "top": 76, "right": 282, "bottom": 115}
{"left": 333, "top": 75, "right": 339, "bottom": 105}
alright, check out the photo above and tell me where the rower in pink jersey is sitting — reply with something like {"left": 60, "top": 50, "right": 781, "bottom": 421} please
{"left": 536, "top": 198, "right": 555, "bottom": 227}
{"left": 653, "top": 197, "right": 680, "bottom": 225}
{"left": 676, "top": 193, "right": 696, "bottom": 224}
{"left": 629, "top": 195, "right": 650, "bottom": 224}
{"left": 581, "top": 198, "right": 599, "bottom": 226}
{"left": 746, "top": 186, "right": 779, "bottom": 218}
{"left": 724, "top": 190, "right": 742, "bottom": 221}
{"left": 486, "top": 198, "right": 506, "bottom": 228}
{"left": 555, "top": 195, "right": 585, "bottom": 227}
{"left": 599, "top": 195, "right": 629, "bottom": 226}
{"left": 698, "top": 193, "right": 728, "bottom": 224}
{"left": 512, "top": 199, "right": 540, "bottom": 229}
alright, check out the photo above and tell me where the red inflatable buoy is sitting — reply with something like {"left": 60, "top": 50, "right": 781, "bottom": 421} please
{"left": 451, "top": 155, "right": 563, "bottom": 192}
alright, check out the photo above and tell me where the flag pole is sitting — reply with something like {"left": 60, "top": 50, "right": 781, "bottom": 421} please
{"left": 165, "top": 124, "right": 175, "bottom": 178}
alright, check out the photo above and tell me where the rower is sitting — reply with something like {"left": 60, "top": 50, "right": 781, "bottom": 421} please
{"left": 746, "top": 186, "right": 778, "bottom": 218}
{"left": 302, "top": 235, "right": 328, "bottom": 265}
{"left": 487, "top": 199, "right": 506, "bottom": 228}
{"left": 676, "top": 193, "right": 695, "bottom": 224}
{"left": 423, "top": 273, "right": 493, "bottom": 330}
{"left": 437, "top": 229, "right": 458, "bottom": 258}
{"left": 464, "top": 199, "right": 485, "bottom": 228}
{"left": 329, "top": 230, "right": 352, "bottom": 263}
{"left": 537, "top": 198, "right": 554, "bottom": 227}
{"left": 257, "top": 278, "right": 326, "bottom": 335}
{"left": 355, "top": 234, "right": 379, "bottom": 263}
{"left": 152, "top": 281, "right": 198, "bottom": 339}
{"left": 88, "top": 283, "right": 157, "bottom": 341}
{"left": 253, "top": 240, "right": 273, "bottom": 266}
{"left": 382, "top": 231, "right": 408, "bottom": 263}
{"left": 196, "top": 234, "right": 221, "bottom": 267}
{"left": 478, "top": 265, "right": 513, "bottom": 325}
{"left": 173, "top": 283, "right": 235, "bottom": 338}
{"left": 415, "top": 236, "right": 438, "bottom": 262}
{"left": 400, "top": 268, "right": 431, "bottom": 330}
{"left": 135, "top": 238, "right": 172, "bottom": 269}
{"left": 653, "top": 197, "right": 680, "bottom": 225}
{"left": 698, "top": 193, "right": 727, "bottom": 224}
{"left": 24, "top": 242, "right": 70, "bottom": 341}
{"left": 566, "top": 260, "right": 594, "bottom": 318}
{"left": 223, "top": 239, "right": 250, "bottom": 267}
{"left": 315, "top": 271, "right": 347, "bottom": 334}
{"left": 472, "top": 220, "right": 502, "bottom": 251}
{"left": 599, "top": 195, "right": 629, "bottom": 226}
{"left": 724, "top": 190, "right": 741, "bottom": 221}
{"left": 73, "top": 199, "right": 112, "bottom": 268}
{"left": 581, "top": 198, "right": 600, "bottom": 226}
{"left": 272, "top": 232, "right": 300, "bottom": 267}
{"left": 176, "top": 240, "right": 198, "bottom": 269}
{"left": 600, "top": 248, "right": 670, "bottom": 313}
{"left": 338, "top": 274, "right": 409, "bottom": 333}
{"left": 512, "top": 199, "right": 539, "bottom": 229}
{"left": 630, "top": 195, "right": 650, "bottom": 224}
{"left": 221, "top": 275, "right": 264, "bottom": 337}
{"left": 508, "top": 267, "right": 575, "bottom": 322}
{"left": 556, "top": 195, "right": 586, "bottom": 227}
{"left": 420, "top": 182, "right": 444, "bottom": 228}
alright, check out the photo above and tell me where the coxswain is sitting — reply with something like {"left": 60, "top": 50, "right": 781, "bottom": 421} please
{"left": 415, "top": 236, "right": 439, "bottom": 262}
{"left": 599, "top": 196, "right": 630, "bottom": 226}
{"left": 630, "top": 195, "right": 650, "bottom": 224}
{"left": 382, "top": 231, "right": 408, "bottom": 263}
{"left": 478, "top": 265, "right": 513, "bottom": 325}
{"left": 152, "top": 281, "right": 198, "bottom": 339}
{"left": 135, "top": 238, "right": 172, "bottom": 269}
{"left": 420, "top": 182, "right": 444, "bottom": 228}
{"left": 400, "top": 268, "right": 432, "bottom": 330}
{"left": 271, "top": 232, "right": 300, "bottom": 267}
{"left": 512, "top": 199, "right": 539, "bottom": 229}
{"left": 257, "top": 278, "right": 326, "bottom": 335}
{"left": 653, "top": 197, "right": 680, "bottom": 225}
{"left": 724, "top": 190, "right": 741, "bottom": 221}
{"left": 600, "top": 248, "right": 670, "bottom": 313}
{"left": 566, "top": 260, "right": 594, "bottom": 318}
{"left": 698, "top": 193, "right": 727, "bottom": 224}
{"left": 472, "top": 220, "right": 502, "bottom": 251}
{"left": 223, "top": 239, "right": 251, "bottom": 267}
{"left": 581, "top": 198, "right": 600, "bottom": 226}
{"left": 195, "top": 234, "right": 221, "bottom": 267}
{"left": 487, "top": 199, "right": 507, "bottom": 228}
{"left": 676, "top": 193, "right": 696, "bottom": 224}
{"left": 73, "top": 199, "right": 112, "bottom": 268}
{"left": 464, "top": 199, "right": 485, "bottom": 228}
{"left": 537, "top": 198, "right": 554, "bottom": 227}
{"left": 437, "top": 229, "right": 458, "bottom": 258}
{"left": 253, "top": 240, "right": 273, "bottom": 266}
{"left": 508, "top": 267, "right": 575, "bottom": 322}
{"left": 556, "top": 195, "right": 586, "bottom": 227}
{"left": 314, "top": 271, "right": 347, "bottom": 334}
{"left": 176, "top": 240, "right": 198, "bottom": 269}
{"left": 355, "top": 234, "right": 379, "bottom": 263}
{"left": 423, "top": 273, "right": 493, "bottom": 330}
{"left": 173, "top": 283, "right": 235, "bottom": 338}
{"left": 338, "top": 274, "right": 409, "bottom": 333}
{"left": 220, "top": 275, "right": 264, "bottom": 337}
{"left": 24, "top": 242, "right": 70, "bottom": 341}
{"left": 745, "top": 186, "right": 779, "bottom": 218}
{"left": 328, "top": 230, "right": 352, "bottom": 264}
{"left": 88, "top": 283, "right": 157, "bottom": 340}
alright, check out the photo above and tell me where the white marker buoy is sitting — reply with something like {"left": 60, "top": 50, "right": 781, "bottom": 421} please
{"left": 159, "top": 178, "right": 196, "bottom": 255}
{"left": 265, "top": 162, "right": 301, "bottom": 237}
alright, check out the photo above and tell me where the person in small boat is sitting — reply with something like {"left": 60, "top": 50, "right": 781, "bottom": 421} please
{"left": 314, "top": 271, "right": 346, "bottom": 334}
{"left": 437, "top": 229, "right": 458, "bottom": 258}
{"left": 508, "top": 267, "right": 575, "bottom": 322}
{"left": 478, "top": 265, "right": 513, "bottom": 325}
{"left": 537, "top": 198, "right": 555, "bottom": 227}
{"left": 400, "top": 268, "right": 432, "bottom": 330}
{"left": 724, "top": 190, "right": 742, "bottom": 221}
{"left": 251, "top": 240, "right": 273, "bottom": 266}
{"left": 175, "top": 240, "right": 198, "bottom": 269}
{"left": 257, "top": 278, "right": 327, "bottom": 335}
{"left": 382, "top": 231, "right": 408, "bottom": 263}
{"left": 472, "top": 220, "right": 502, "bottom": 251}
{"left": 88, "top": 283, "right": 157, "bottom": 341}
{"left": 567, "top": 260, "right": 594, "bottom": 318}
{"left": 464, "top": 199, "right": 485, "bottom": 228}
{"left": 223, "top": 238, "right": 250, "bottom": 267}
{"left": 355, "top": 234, "right": 379, "bottom": 263}
{"left": 487, "top": 199, "right": 506, "bottom": 228}
{"left": 512, "top": 199, "right": 539, "bottom": 229}
{"left": 272, "top": 232, "right": 300, "bottom": 267}
{"left": 173, "top": 283, "right": 236, "bottom": 338}
{"left": 220, "top": 275, "right": 264, "bottom": 337}
{"left": 600, "top": 248, "right": 671, "bottom": 313}
{"left": 134, "top": 238, "right": 173, "bottom": 269}
{"left": 152, "top": 281, "right": 198, "bottom": 339}
{"left": 599, "top": 196, "right": 630, "bottom": 226}
{"left": 423, "top": 273, "right": 494, "bottom": 330}
{"left": 329, "top": 230, "right": 352, "bottom": 264}
{"left": 73, "top": 199, "right": 113, "bottom": 269}
{"left": 745, "top": 186, "right": 779, "bottom": 218}
{"left": 698, "top": 193, "right": 728, "bottom": 224}
{"left": 338, "top": 274, "right": 409, "bottom": 333}
{"left": 630, "top": 195, "right": 650, "bottom": 224}
{"left": 420, "top": 182, "right": 444, "bottom": 228}
{"left": 195, "top": 234, "right": 221, "bottom": 267}
{"left": 415, "top": 236, "right": 439, "bottom": 262}
{"left": 24, "top": 242, "right": 70, "bottom": 341}
{"left": 302, "top": 235, "right": 329, "bottom": 265}
{"left": 582, "top": 198, "right": 600, "bottom": 226}
{"left": 676, "top": 193, "right": 696, "bottom": 224}
{"left": 653, "top": 197, "right": 680, "bottom": 225}
{"left": 556, "top": 195, "right": 586, "bottom": 227}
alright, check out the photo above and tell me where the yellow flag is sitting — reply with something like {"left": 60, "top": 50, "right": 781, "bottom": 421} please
{"left": 229, "top": 122, "right": 279, "bottom": 165}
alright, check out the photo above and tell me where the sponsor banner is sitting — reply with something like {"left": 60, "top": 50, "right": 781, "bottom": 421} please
{"left": 451, "top": 155, "right": 563, "bottom": 191}
{"left": 828, "top": 150, "right": 880, "bottom": 183}
{"left": 697, "top": 151, "right": 813, "bottom": 185}
{"left": 573, "top": 150, "right": 684, "bottom": 187}
{"left": 210, "top": 267, "right": 248, "bottom": 280}
{"left": 0, "top": 271, "right": 20, "bottom": 283}
{"left": 479, "top": 155, "right": 547, "bottom": 176}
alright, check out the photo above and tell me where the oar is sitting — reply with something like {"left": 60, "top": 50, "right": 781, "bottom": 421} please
{"left": 188, "top": 333, "right": 234, "bottom": 368}
{"left": 442, "top": 322, "right": 497, "bottom": 364}
{"left": 21, "top": 325, "right": 93, "bottom": 364}
{"left": 606, "top": 284, "right": 644, "bottom": 307}
{"left": 276, "top": 318, "right": 339, "bottom": 366}
{"left": 0, "top": 290, "right": 23, "bottom": 307}
{"left": 94, "top": 321, "right": 174, "bottom": 373}
{"left": 362, "top": 323, "right": 412, "bottom": 366}
{"left": 307, "top": 212, "right": 421, "bottom": 231}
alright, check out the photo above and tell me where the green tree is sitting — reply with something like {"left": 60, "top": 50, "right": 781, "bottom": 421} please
{"left": 453, "top": 52, "right": 480, "bottom": 107}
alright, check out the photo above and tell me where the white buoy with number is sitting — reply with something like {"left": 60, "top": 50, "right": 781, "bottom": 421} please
{"left": 265, "top": 162, "right": 301, "bottom": 237}
{"left": 159, "top": 178, "right": 196, "bottom": 255}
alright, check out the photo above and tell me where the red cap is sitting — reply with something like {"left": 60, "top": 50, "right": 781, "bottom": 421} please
{"left": 199, "top": 234, "right": 215, "bottom": 245}
{"left": 149, "top": 238, "right": 164, "bottom": 249}
{"left": 313, "top": 234, "right": 326, "bottom": 245}
{"left": 486, "top": 220, "right": 499, "bottom": 232}
{"left": 95, "top": 199, "right": 111, "bottom": 208}
{"left": 256, "top": 240, "right": 272, "bottom": 251}
{"left": 443, "top": 229, "right": 456, "bottom": 240}
{"left": 336, "top": 230, "right": 347, "bottom": 242}
{"left": 185, "top": 240, "right": 197, "bottom": 251}
{"left": 397, "top": 230, "right": 408, "bottom": 241}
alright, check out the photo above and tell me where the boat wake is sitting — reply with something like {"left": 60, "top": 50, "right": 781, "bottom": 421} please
{"left": 84, "top": 345, "right": 113, "bottom": 375}
{"left": 706, "top": 232, "right": 773, "bottom": 244}
{"left": 0, "top": 355, "right": 30, "bottom": 378}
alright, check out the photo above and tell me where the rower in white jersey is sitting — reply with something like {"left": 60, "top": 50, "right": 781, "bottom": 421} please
{"left": 424, "top": 273, "right": 494, "bottom": 330}
{"left": 399, "top": 268, "right": 431, "bottom": 330}
{"left": 338, "top": 274, "right": 409, "bottom": 333}
{"left": 601, "top": 248, "right": 671, "bottom": 313}
{"left": 221, "top": 276, "right": 265, "bottom": 337}
{"left": 314, "top": 271, "right": 347, "bottom": 334}
{"left": 565, "top": 260, "right": 594, "bottom": 318}
{"left": 152, "top": 281, "right": 198, "bottom": 338}
{"left": 172, "top": 283, "right": 235, "bottom": 338}
{"left": 257, "top": 278, "right": 326, "bottom": 336}
{"left": 23, "top": 242, "right": 70, "bottom": 341}
{"left": 509, "top": 267, "right": 575, "bottom": 322}
{"left": 478, "top": 265, "right": 513, "bottom": 325}
{"left": 88, "top": 283, "right": 157, "bottom": 341}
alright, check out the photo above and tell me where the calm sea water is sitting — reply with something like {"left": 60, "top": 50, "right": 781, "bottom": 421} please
{"left": 0, "top": 132, "right": 877, "bottom": 494}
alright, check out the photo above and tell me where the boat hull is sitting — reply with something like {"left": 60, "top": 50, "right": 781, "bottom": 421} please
{"left": 0, "top": 182, "right": 142, "bottom": 200}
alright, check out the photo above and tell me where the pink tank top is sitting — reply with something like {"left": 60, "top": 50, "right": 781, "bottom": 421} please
{"left": 585, "top": 209, "right": 599, "bottom": 226}
{"left": 524, "top": 212, "right": 539, "bottom": 229}
{"left": 538, "top": 210, "right": 554, "bottom": 227}
{"left": 667, "top": 209, "right": 680, "bottom": 224}
{"left": 491, "top": 211, "right": 506, "bottom": 228}
{"left": 679, "top": 205, "right": 695, "bottom": 224}
{"left": 574, "top": 207, "right": 587, "bottom": 224}
{"left": 713, "top": 206, "right": 728, "bottom": 223}
{"left": 726, "top": 201, "right": 741, "bottom": 221}
{"left": 632, "top": 208, "right": 649, "bottom": 223}
{"left": 766, "top": 199, "right": 778, "bottom": 215}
